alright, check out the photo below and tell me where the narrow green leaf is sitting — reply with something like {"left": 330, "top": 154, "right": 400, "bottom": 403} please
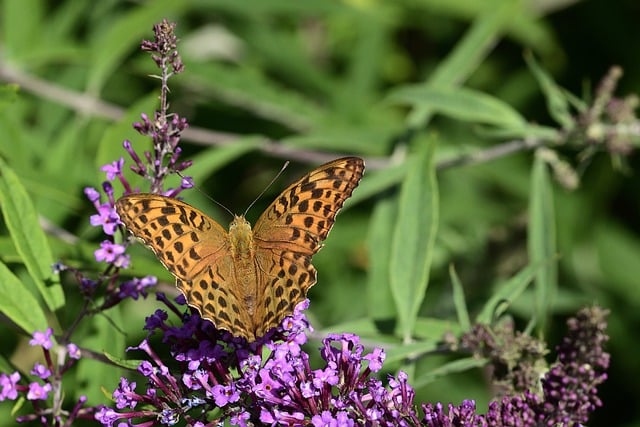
{"left": 449, "top": 264, "right": 471, "bottom": 331}
{"left": 476, "top": 264, "right": 536, "bottom": 325}
{"left": 408, "top": 0, "right": 520, "bottom": 127}
{"left": 367, "top": 193, "right": 399, "bottom": 324}
{"left": 384, "top": 341, "right": 439, "bottom": 366}
{"left": 525, "top": 52, "right": 573, "bottom": 129}
{"left": 348, "top": 162, "right": 407, "bottom": 206}
{"left": 529, "top": 153, "right": 557, "bottom": 333}
{"left": 103, "top": 351, "right": 144, "bottom": 371}
{"left": 413, "top": 357, "right": 489, "bottom": 388}
{"left": 0, "top": 260, "right": 48, "bottom": 333}
{"left": 187, "top": 138, "right": 262, "bottom": 184}
{"left": 96, "top": 92, "right": 159, "bottom": 170}
{"left": 413, "top": 316, "right": 462, "bottom": 341}
{"left": 390, "top": 139, "right": 439, "bottom": 341}
{"left": 0, "top": 354, "right": 15, "bottom": 375}
{"left": 389, "top": 85, "right": 525, "bottom": 129}
{"left": 0, "top": 159, "right": 63, "bottom": 311}
{"left": 86, "top": 1, "right": 187, "bottom": 93}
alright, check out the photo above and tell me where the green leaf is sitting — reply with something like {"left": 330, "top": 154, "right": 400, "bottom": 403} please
{"left": 0, "top": 158, "right": 64, "bottom": 311}
{"left": 390, "top": 139, "right": 439, "bottom": 341}
{"left": 96, "top": 92, "right": 159, "bottom": 171}
{"left": 384, "top": 340, "right": 439, "bottom": 366}
{"left": 449, "top": 264, "right": 471, "bottom": 331}
{"left": 86, "top": 1, "right": 188, "bottom": 93}
{"left": 0, "top": 84, "right": 19, "bottom": 113}
{"left": 367, "top": 193, "right": 399, "bottom": 325}
{"left": 528, "top": 153, "right": 557, "bottom": 333}
{"left": 525, "top": 52, "right": 574, "bottom": 129}
{"left": 77, "top": 313, "right": 126, "bottom": 403}
{"left": 413, "top": 357, "right": 488, "bottom": 388}
{"left": 476, "top": 264, "right": 537, "bottom": 325}
{"left": 407, "top": 0, "right": 520, "bottom": 127}
{"left": 389, "top": 85, "right": 525, "bottom": 129}
{"left": 413, "top": 316, "right": 462, "bottom": 341}
{"left": 103, "top": 351, "right": 144, "bottom": 371}
{"left": 0, "top": 260, "right": 48, "bottom": 333}
{"left": 349, "top": 161, "right": 407, "bottom": 207}
{"left": 187, "top": 138, "right": 262, "bottom": 184}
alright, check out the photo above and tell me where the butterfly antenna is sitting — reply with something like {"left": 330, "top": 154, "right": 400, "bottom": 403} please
{"left": 243, "top": 161, "right": 290, "bottom": 217}
{"left": 176, "top": 171, "right": 235, "bottom": 219}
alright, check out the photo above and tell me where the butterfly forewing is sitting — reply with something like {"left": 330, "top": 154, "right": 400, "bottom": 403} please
{"left": 253, "top": 156, "right": 365, "bottom": 254}
{"left": 252, "top": 157, "right": 365, "bottom": 335}
{"left": 115, "top": 156, "right": 364, "bottom": 342}
{"left": 115, "top": 195, "right": 251, "bottom": 336}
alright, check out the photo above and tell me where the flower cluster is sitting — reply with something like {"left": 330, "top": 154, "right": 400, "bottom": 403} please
{"left": 0, "top": 328, "right": 92, "bottom": 423}
{"left": 94, "top": 301, "right": 610, "bottom": 426}
{"left": 95, "top": 297, "right": 426, "bottom": 426}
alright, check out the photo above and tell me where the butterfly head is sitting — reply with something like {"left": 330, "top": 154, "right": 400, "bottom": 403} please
{"left": 229, "top": 215, "right": 254, "bottom": 255}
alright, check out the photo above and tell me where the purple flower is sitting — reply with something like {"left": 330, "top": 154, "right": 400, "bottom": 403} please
{"left": 101, "top": 158, "right": 124, "bottom": 181}
{"left": 94, "top": 406, "right": 121, "bottom": 425}
{"left": 29, "top": 328, "right": 54, "bottom": 350}
{"left": 113, "top": 378, "right": 137, "bottom": 410}
{"left": 211, "top": 383, "right": 240, "bottom": 407}
{"left": 67, "top": 343, "right": 81, "bottom": 360}
{"left": 89, "top": 202, "right": 120, "bottom": 236}
{"left": 26, "top": 382, "right": 52, "bottom": 400}
{"left": 85, "top": 187, "right": 100, "bottom": 203}
{"left": 118, "top": 275, "right": 156, "bottom": 300}
{"left": 94, "top": 241, "right": 130, "bottom": 267}
{"left": 0, "top": 372, "right": 20, "bottom": 401}
{"left": 364, "top": 347, "right": 385, "bottom": 372}
{"left": 30, "top": 363, "right": 51, "bottom": 380}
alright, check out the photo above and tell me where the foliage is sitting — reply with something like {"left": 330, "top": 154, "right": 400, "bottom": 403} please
{"left": 0, "top": 1, "right": 638, "bottom": 425}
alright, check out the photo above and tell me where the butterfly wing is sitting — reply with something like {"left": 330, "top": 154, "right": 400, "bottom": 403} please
{"left": 251, "top": 156, "right": 365, "bottom": 334}
{"left": 115, "top": 194, "right": 252, "bottom": 338}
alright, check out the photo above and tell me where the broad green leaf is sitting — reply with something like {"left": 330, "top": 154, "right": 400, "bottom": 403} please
{"left": 0, "top": 260, "right": 48, "bottom": 333}
{"left": 528, "top": 153, "right": 557, "bottom": 333}
{"left": 389, "top": 85, "right": 525, "bottom": 129}
{"left": 0, "top": 159, "right": 63, "bottom": 311}
{"left": 390, "top": 140, "right": 439, "bottom": 341}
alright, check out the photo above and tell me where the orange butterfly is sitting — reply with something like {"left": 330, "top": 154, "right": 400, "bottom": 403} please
{"left": 115, "top": 157, "right": 364, "bottom": 341}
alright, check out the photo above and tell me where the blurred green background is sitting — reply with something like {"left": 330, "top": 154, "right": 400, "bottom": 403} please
{"left": 0, "top": 0, "right": 639, "bottom": 426}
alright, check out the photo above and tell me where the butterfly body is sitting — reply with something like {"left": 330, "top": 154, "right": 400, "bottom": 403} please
{"left": 115, "top": 156, "right": 364, "bottom": 341}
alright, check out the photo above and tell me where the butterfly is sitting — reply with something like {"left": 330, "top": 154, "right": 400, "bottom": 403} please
{"left": 115, "top": 157, "right": 364, "bottom": 341}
